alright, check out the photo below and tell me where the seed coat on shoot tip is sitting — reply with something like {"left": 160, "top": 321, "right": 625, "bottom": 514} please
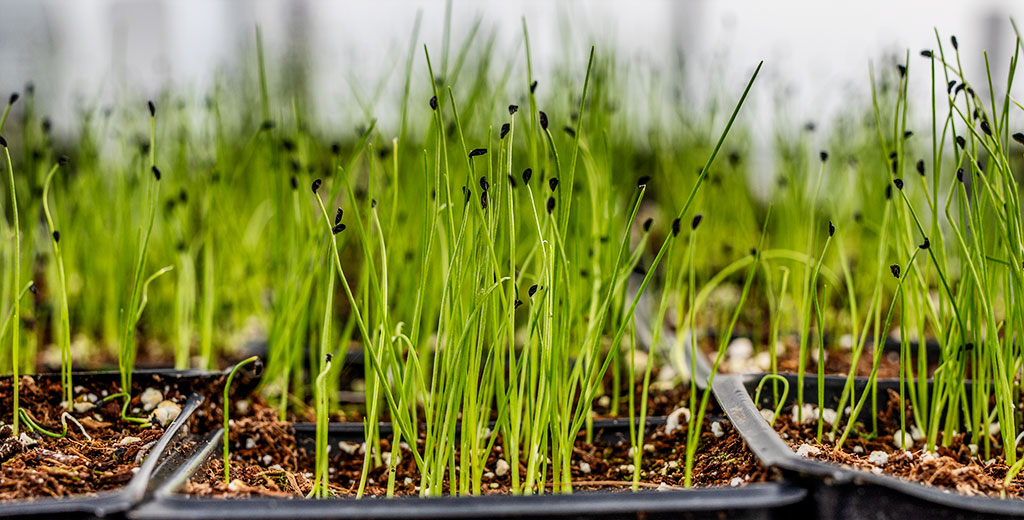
{"left": 1013, "top": 133, "right": 1024, "bottom": 145}
{"left": 480, "top": 191, "right": 487, "bottom": 210}
{"left": 956, "top": 136, "right": 965, "bottom": 148}
{"left": 429, "top": 96, "right": 438, "bottom": 110}
{"left": 507, "top": 174, "right": 516, "bottom": 187}
{"left": 148, "top": 100, "right": 156, "bottom": 117}
{"left": 890, "top": 264, "right": 901, "bottom": 278}
{"left": 332, "top": 224, "right": 346, "bottom": 235}
{"left": 916, "top": 160, "right": 925, "bottom": 176}
{"left": 311, "top": 179, "right": 322, "bottom": 194}
{"left": 52, "top": 231, "right": 60, "bottom": 243}
{"left": 828, "top": 221, "right": 835, "bottom": 237}
{"left": 897, "top": 64, "right": 906, "bottom": 78}
{"left": 335, "top": 208, "right": 343, "bottom": 225}
{"left": 529, "top": 284, "right": 538, "bottom": 297}
{"left": 546, "top": 197, "right": 555, "bottom": 214}
{"left": 893, "top": 179, "right": 903, "bottom": 190}
{"left": 479, "top": 176, "right": 490, "bottom": 192}
{"left": 58, "top": 155, "right": 69, "bottom": 166}
{"left": 0, "top": 135, "right": 6, "bottom": 147}
{"left": 522, "top": 168, "right": 532, "bottom": 185}
{"left": 643, "top": 218, "right": 653, "bottom": 232}
{"left": 151, "top": 166, "right": 162, "bottom": 181}
{"left": 530, "top": 80, "right": 538, "bottom": 93}
{"left": 500, "top": 123, "right": 510, "bottom": 139}
{"left": 951, "top": 35, "right": 958, "bottom": 50}
{"left": 563, "top": 126, "right": 575, "bottom": 137}
{"left": 885, "top": 185, "right": 892, "bottom": 199}
{"left": 29, "top": 283, "right": 36, "bottom": 295}
{"left": 8, "top": 93, "right": 18, "bottom": 105}
{"left": 637, "top": 176, "right": 651, "bottom": 187}
{"left": 920, "top": 238, "right": 930, "bottom": 250}
{"left": 469, "top": 148, "right": 487, "bottom": 158}
{"left": 920, "top": 50, "right": 933, "bottom": 58}
{"left": 819, "top": 151, "right": 828, "bottom": 162}
{"left": 549, "top": 178, "right": 558, "bottom": 191}
{"left": 508, "top": 104, "right": 518, "bottom": 115}
{"left": 514, "top": 299, "right": 523, "bottom": 309}
{"left": 981, "top": 120, "right": 992, "bottom": 136}
{"left": 672, "top": 218, "right": 681, "bottom": 236}
{"left": 290, "top": 177, "right": 298, "bottom": 190}
{"left": 539, "top": 111, "right": 548, "bottom": 130}
{"left": 691, "top": 214, "right": 703, "bottom": 230}
{"left": 957, "top": 168, "right": 964, "bottom": 182}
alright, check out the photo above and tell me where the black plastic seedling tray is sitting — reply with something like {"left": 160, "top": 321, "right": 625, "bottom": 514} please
{"left": 714, "top": 373, "right": 1024, "bottom": 519}
{"left": 131, "top": 417, "right": 807, "bottom": 520}
{"left": 0, "top": 366, "right": 264, "bottom": 518}
{"left": 0, "top": 387, "right": 203, "bottom": 519}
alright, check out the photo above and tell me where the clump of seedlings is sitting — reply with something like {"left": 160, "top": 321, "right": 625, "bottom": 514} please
{"left": 180, "top": 18, "right": 767, "bottom": 497}
{"left": 752, "top": 25, "right": 1024, "bottom": 499}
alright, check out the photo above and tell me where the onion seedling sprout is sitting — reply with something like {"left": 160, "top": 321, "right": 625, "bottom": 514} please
{"left": 223, "top": 355, "right": 262, "bottom": 484}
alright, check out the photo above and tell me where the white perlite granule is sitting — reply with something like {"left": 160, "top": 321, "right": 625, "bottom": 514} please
{"left": 495, "top": 459, "right": 510, "bottom": 477}
{"left": 867, "top": 451, "right": 889, "bottom": 467}
{"left": 796, "top": 444, "right": 821, "bottom": 458}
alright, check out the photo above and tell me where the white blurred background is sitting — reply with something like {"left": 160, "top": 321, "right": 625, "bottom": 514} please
{"left": 0, "top": 0, "right": 1021, "bottom": 139}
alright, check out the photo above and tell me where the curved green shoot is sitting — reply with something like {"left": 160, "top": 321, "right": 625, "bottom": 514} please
{"left": 224, "top": 355, "right": 262, "bottom": 485}
{"left": 754, "top": 374, "right": 790, "bottom": 427}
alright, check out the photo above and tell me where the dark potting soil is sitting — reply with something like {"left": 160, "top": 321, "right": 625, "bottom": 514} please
{"left": 770, "top": 388, "right": 1024, "bottom": 498}
{"left": 185, "top": 396, "right": 772, "bottom": 498}
{"left": 0, "top": 375, "right": 189, "bottom": 500}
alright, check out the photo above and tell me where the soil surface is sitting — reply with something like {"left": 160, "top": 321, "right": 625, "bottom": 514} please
{"left": 185, "top": 392, "right": 774, "bottom": 498}
{"left": 707, "top": 334, "right": 908, "bottom": 378}
{"left": 0, "top": 374, "right": 195, "bottom": 500}
{"left": 769, "top": 388, "right": 1024, "bottom": 498}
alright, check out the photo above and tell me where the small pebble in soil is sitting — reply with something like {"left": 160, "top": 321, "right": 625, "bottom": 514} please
{"left": 727, "top": 337, "right": 753, "bottom": 360}
{"left": 892, "top": 430, "right": 914, "bottom": 450}
{"left": 910, "top": 425, "right": 925, "bottom": 441}
{"left": 665, "top": 407, "right": 691, "bottom": 433}
{"left": 867, "top": 451, "right": 889, "bottom": 466}
{"left": 404, "top": 477, "right": 413, "bottom": 485}
{"left": 339, "top": 441, "right": 359, "bottom": 454}
{"left": 796, "top": 444, "right": 821, "bottom": 458}
{"left": 245, "top": 438, "right": 256, "bottom": 449}
{"left": 838, "top": 334, "right": 854, "bottom": 350}
{"left": 853, "top": 445, "right": 864, "bottom": 454}
{"left": 119, "top": 436, "right": 142, "bottom": 445}
{"left": 968, "top": 444, "right": 978, "bottom": 456}
{"left": 579, "top": 462, "right": 591, "bottom": 474}
{"left": 141, "top": 388, "right": 163, "bottom": 411}
{"left": 495, "top": 459, "right": 510, "bottom": 477}
{"left": 484, "top": 472, "right": 494, "bottom": 479}
{"left": 820, "top": 408, "right": 837, "bottom": 425}
{"left": 152, "top": 400, "right": 182, "bottom": 426}
{"left": 790, "top": 404, "right": 817, "bottom": 423}
{"left": 711, "top": 421, "right": 724, "bottom": 438}
{"left": 18, "top": 433, "right": 37, "bottom": 447}
{"left": 759, "top": 409, "right": 774, "bottom": 422}
{"left": 730, "top": 477, "right": 743, "bottom": 487}
{"left": 73, "top": 400, "right": 95, "bottom": 413}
